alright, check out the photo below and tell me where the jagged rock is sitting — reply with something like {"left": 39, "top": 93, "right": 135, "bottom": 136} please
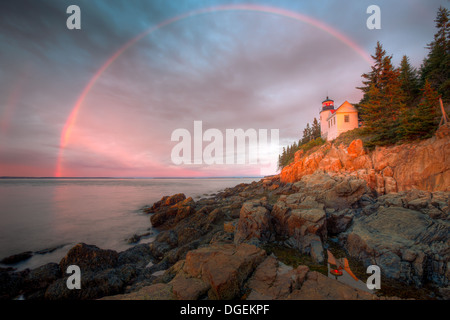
{"left": 149, "top": 241, "right": 172, "bottom": 260}
{"left": 183, "top": 242, "right": 266, "bottom": 299}
{"left": 0, "top": 267, "right": 28, "bottom": 300}
{"left": 246, "top": 256, "right": 309, "bottom": 299}
{"left": 0, "top": 251, "right": 33, "bottom": 265}
{"left": 287, "top": 271, "right": 376, "bottom": 300}
{"left": 327, "top": 209, "right": 354, "bottom": 234}
{"left": 271, "top": 194, "right": 327, "bottom": 240}
{"left": 117, "top": 244, "right": 154, "bottom": 267}
{"left": 149, "top": 205, "right": 225, "bottom": 262}
{"left": 341, "top": 206, "right": 450, "bottom": 287}
{"left": 287, "top": 208, "right": 326, "bottom": 237}
{"left": 436, "top": 123, "right": 450, "bottom": 139}
{"left": 247, "top": 255, "right": 377, "bottom": 300}
{"left": 376, "top": 190, "right": 449, "bottom": 220}
{"left": 149, "top": 195, "right": 196, "bottom": 228}
{"left": 310, "top": 238, "right": 325, "bottom": 264}
{"left": 101, "top": 283, "right": 176, "bottom": 300}
{"left": 45, "top": 265, "right": 136, "bottom": 300}
{"left": 210, "top": 231, "right": 234, "bottom": 244}
{"left": 145, "top": 193, "right": 187, "bottom": 213}
{"left": 234, "top": 199, "right": 274, "bottom": 244}
{"left": 23, "top": 263, "right": 61, "bottom": 299}
{"left": 59, "top": 243, "right": 119, "bottom": 273}
{"left": 294, "top": 173, "right": 370, "bottom": 210}
{"left": 281, "top": 134, "right": 450, "bottom": 195}
{"left": 125, "top": 232, "right": 152, "bottom": 244}
{"left": 223, "top": 219, "right": 238, "bottom": 233}
{"left": 107, "top": 242, "right": 266, "bottom": 300}
{"left": 169, "top": 271, "right": 210, "bottom": 300}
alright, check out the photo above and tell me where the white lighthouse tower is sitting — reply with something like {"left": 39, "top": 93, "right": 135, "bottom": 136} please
{"left": 319, "top": 96, "right": 334, "bottom": 140}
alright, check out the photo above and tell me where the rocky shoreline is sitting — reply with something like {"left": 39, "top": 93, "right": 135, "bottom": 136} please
{"left": 1, "top": 169, "right": 448, "bottom": 300}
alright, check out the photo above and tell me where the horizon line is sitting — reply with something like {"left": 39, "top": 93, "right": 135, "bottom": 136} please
{"left": 0, "top": 176, "right": 267, "bottom": 179}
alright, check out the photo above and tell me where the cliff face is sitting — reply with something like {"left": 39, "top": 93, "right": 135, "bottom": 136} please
{"left": 280, "top": 124, "right": 450, "bottom": 194}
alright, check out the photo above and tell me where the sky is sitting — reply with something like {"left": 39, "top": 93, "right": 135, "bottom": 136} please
{"left": 0, "top": 0, "right": 447, "bottom": 177}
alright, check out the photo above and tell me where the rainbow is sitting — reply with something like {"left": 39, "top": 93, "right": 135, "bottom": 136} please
{"left": 55, "top": 4, "right": 372, "bottom": 177}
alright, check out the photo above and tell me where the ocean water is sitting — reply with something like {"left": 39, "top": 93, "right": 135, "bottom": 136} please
{"left": 0, "top": 178, "right": 258, "bottom": 271}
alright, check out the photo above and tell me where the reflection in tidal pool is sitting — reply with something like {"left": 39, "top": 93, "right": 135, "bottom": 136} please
{"left": 326, "top": 249, "right": 373, "bottom": 294}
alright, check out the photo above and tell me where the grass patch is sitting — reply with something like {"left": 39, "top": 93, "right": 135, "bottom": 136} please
{"left": 299, "top": 137, "right": 326, "bottom": 153}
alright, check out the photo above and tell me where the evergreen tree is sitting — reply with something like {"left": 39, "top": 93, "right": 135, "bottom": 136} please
{"left": 420, "top": 6, "right": 450, "bottom": 100}
{"left": 292, "top": 141, "right": 298, "bottom": 152}
{"left": 357, "top": 41, "right": 387, "bottom": 120}
{"left": 403, "top": 80, "right": 440, "bottom": 140}
{"left": 301, "top": 123, "right": 312, "bottom": 144}
{"left": 311, "top": 118, "right": 321, "bottom": 139}
{"left": 399, "top": 55, "right": 420, "bottom": 104}
{"left": 358, "top": 42, "right": 386, "bottom": 97}
{"left": 359, "top": 45, "right": 407, "bottom": 146}
{"left": 279, "top": 147, "right": 286, "bottom": 169}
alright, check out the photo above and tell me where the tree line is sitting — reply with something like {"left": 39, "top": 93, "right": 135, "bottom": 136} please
{"left": 278, "top": 118, "right": 322, "bottom": 169}
{"left": 358, "top": 6, "right": 449, "bottom": 147}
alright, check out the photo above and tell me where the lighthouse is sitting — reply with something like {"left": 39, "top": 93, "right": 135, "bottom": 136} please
{"left": 319, "top": 96, "right": 335, "bottom": 140}
{"left": 319, "top": 96, "right": 359, "bottom": 141}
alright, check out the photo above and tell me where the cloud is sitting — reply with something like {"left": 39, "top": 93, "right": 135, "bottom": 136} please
{"left": 0, "top": 0, "right": 444, "bottom": 176}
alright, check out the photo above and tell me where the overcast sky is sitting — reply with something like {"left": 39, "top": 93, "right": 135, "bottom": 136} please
{"left": 0, "top": 0, "right": 446, "bottom": 177}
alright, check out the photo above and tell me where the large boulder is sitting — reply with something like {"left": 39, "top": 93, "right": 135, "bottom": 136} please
{"left": 234, "top": 199, "right": 274, "bottom": 244}
{"left": 183, "top": 243, "right": 266, "bottom": 299}
{"left": 23, "top": 263, "right": 61, "bottom": 299}
{"left": 59, "top": 243, "right": 119, "bottom": 273}
{"left": 103, "top": 242, "right": 267, "bottom": 300}
{"left": 246, "top": 255, "right": 377, "bottom": 300}
{"left": 270, "top": 193, "right": 327, "bottom": 260}
{"left": 148, "top": 194, "right": 196, "bottom": 229}
{"left": 0, "top": 251, "right": 33, "bottom": 265}
{"left": 145, "top": 193, "right": 187, "bottom": 212}
{"left": 295, "top": 173, "right": 370, "bottom": 210}
{"left": 287, "top": 271, "right": 376, "bottom": 300}
{"left": 341, "top": 206, "right": 450, "bottom": 287}
{"left": 44, "top": 265, "right": 136, "bottom": 300}
{"left": 271, "top": 194, "right": 326, "bottom": 238}
{"left": 0, "top": 267, "right": 28, "bottom": 300}
{"left": 117, "top": 243, "right": 154, "bottom": 267}
{"left": 149, "top": 206, "right": 225, "bottom": 263}
{"left": 326, "top": 209, "right": 354, "bottom": 235}
{"left": 246, "top": 255, "right": 309, "bottom": 299}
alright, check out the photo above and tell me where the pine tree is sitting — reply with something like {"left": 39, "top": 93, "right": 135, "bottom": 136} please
{"left": 292, "top": 141, "right": 298, "bottom": 153}
{"left": 311, "top": 118, "right": 321, "bottom": 139}
{"left": 359, "top": 45, "right": 407, "bottom": 146}
{"left": 403, "top": 80, "right": 440, "bottom": 140}
{"left": 420, "top": 6, "right": 450, "bottom": 100}
{"left": 279, "top": 147, "right": 286, "bottom": 168}
{"left": 301, "top": 123, "right": 312, "bottom": 144}
{"left": 399, "top": 55, "right": 420, "bottom": 105}
{"left": 358, "top": 42, "right": 386, "bottom": 106}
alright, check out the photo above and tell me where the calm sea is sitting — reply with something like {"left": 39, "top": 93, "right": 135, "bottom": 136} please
{"left": 0, "top": 178, "right": 258, "bottom": 270}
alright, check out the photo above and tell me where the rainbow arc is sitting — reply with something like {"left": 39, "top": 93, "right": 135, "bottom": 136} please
{"left": 55, "top": 4, "right": 372, "bottom": 177}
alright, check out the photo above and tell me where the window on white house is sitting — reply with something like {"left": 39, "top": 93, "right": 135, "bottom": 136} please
{"left": 344, "top": 115, "right": 349, "bottom": 122}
